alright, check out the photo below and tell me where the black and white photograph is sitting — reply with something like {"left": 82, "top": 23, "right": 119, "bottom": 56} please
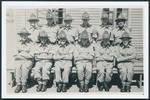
{"left": 1, "top": 1, "right": 149, "bottom": 99}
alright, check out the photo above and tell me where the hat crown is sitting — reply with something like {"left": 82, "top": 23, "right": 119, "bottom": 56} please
{"left": 20, "top": 28, "right": 29, "bottom": 34}
{"left": 82, "top": 11, "right": 90, "bottom": 19}
{"left": 58, "top": 30, "right": 67, "bottom": 38}
{"left": 122, "top": 31, "right": 130, "bottom": 38}
{"left": 30, "top": 13, "right": 36, "bottom": 19}
{"left": 102, "top": 31, "right": 110, "bottom": 39}
{"left": 46, "top": 11, "right": 53, "bottom": 18}
{"left": 39, "top": 30, "right": 48, "bottom": 37}
{"left": 101, "top": 12, "right": 109, "bottom": 18}
{"left": 118, "top": 13, "right": 125, "bottom": 19}
{"left": 64, "top": 14, "right": 72, "bottom": 20}
{"left": 81, "top": 30, "right": 89, "bottom": 38}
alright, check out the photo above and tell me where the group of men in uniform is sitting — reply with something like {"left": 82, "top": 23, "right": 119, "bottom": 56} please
{"left": 13, "top": 10, "right": 136, "bottom": 93}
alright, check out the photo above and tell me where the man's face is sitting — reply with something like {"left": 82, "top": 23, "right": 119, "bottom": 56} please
{"left": 40, "top": 37, "right": 47, "bottom": 44}
{"left": 20, "top": 34, "right": 28, "bottom": 41}
{"left": 81, "top": 38, "right": 88, "bottom": 46}
{"left": 29, "top": 21, "right": 37, "bottom": 27}
{"left": 101, "top": 18, "right": 108, "bottom": 25}
{"left": 122, "top": 38, "right": 129, "bottom": 46}
{"left": 47, "top": 18, "right": 54, "bottom": 25}
{"left": 60, "top": 38, "right": 67, "bottom": 45}
{"left": 64, "top": 20, "right": 72, "bottom": 25}
{"left": 82, "top": 19, "right": 89, "bottom": 24}
{"left": 118, "top": 20, "right": 125, "bottom": 28}
{"left": 102, "top": 38, "right": 109, "bottom": 45}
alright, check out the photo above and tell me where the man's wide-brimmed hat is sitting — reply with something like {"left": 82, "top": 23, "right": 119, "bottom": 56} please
{"left": 17, "top": 28, "right": 31, "bottom": 36}
{"left": 63, "top": 14, "right": 74, "bottom": 21}
{"left": 119, "top": 31, "right": 132, "bottom": 40}
{"left": 115, "top": 13, "right": 127, "bottom": 22}
{"left": 38, "top": 30, "right": 48, "bottom": 38}
{"left": 102, "top": 31, "right": 110, "bottom": 40}
{"left": 80, "top": 30, "right": 89, "bottom": 39}
{"left": 58, "top": 30, "right": 67, "bottom": 39}
{"left": 27, "top": 13, "right": 39, "bottom": 22}
{"left": 82, "top": 11, "right": 90, "bottom": 20}
{"left": 46, "top": 11, "right": 54, "bottom": 19}
{"left": 101, "top": 12, "right": 109, "bottom": 19}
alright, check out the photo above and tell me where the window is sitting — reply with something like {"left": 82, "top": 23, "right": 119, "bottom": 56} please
{"left": 103, "top": 8, "right": 114, "bottom": 25}
{"left": 116, "top": 8, "right": 128, "bottom": 26}
{"left": 36, "top": 8, "right": 65, "bottom": 27}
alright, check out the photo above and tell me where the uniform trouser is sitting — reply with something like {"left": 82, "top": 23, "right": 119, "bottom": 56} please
{"left": 76, "top": 61, "right": 92, "bottom": 85}
{"left": 34, "top": 60, "right": 52, "bottom": 84}
{"left": 54, "top": 60, "right": 72, "bottom": 83}
{"left": 96, "top": 61, "right": 113, "bottom": 83}
{"left": 118, "top": 62, "right": 134, "bottom": 85}
{"left": 15, "top": 60, "right": 33, "bottom": 85}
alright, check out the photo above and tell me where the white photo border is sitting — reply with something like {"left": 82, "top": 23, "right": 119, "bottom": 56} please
{"left": 2, "top": 1, "right": 149, "bottom": 99}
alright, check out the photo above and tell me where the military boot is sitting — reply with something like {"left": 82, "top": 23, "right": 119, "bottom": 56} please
{"left": 57, "top": 83, "right": 62, "bottom": 92}
{"left": 98, "top": 82, "right": 104, "bottom": 91}
{"left": 84, "top": 84, "right": 89, "bottom": 92}
{"left": 22, "top": 85, "right": 27, "bottom": 93}
{"left": 62, "top": 83, "right": 67, "bottom": 92}
{"left": 126, "top": 85, "right": 131, "bottom": 92}
{"left": 79, "top": 84, "right": 84, "bottom": 92}
{"left": 41, "top": 84, "right": 47, "bottom": 92}
{"left": 36, "top": 84, "right": 43, "bottom": 92}
{"left": 15, "top": 85, "right": 22, "bottom": 93}
{"left": 120, "top": 85, "right": 126, "bottom": 92}
{"left": 104, "top": 82, "right": 109, "bottom": 92}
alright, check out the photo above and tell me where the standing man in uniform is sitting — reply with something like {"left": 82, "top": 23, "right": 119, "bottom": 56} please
{"left": 53, "top": 30, "right": 74, "bottom": 92}
{"left": 14, "top": 28, "right": 34, "bottom": 93}
{"left": 41, "top": 11, "right": 60, "bottom": 45}
{"left": 93, "top": 12, "right": 112, "bottom": 44}
{"left": 58, "top": 14, "right": 78, "bottom": 45}
{"left": 27, "top": 13, "right": 41, "bottom": 44}
{"left": 31, "top": 30, "right": 54, "bottom": 92}
{"left": 111, "top": 13, "right": 131, "bottom": 46}
{"left": 77, "top": 11, "right": 94, "bottom": 43}
{"left": 74, "top": 30, "right": 94, "bottom": 92}
{"left": 95, "top": 31, "right": 115, "bottom": 92}
{"left": 115, "top": 31, "right": 136, "bottom": 92}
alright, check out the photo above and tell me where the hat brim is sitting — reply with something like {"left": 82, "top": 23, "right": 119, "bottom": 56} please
{"left": 46, "top": 17, "right": 54, "bottom": 19}
{"left": 119, "top": 37, "right": 132, "bottom": 39}
{"left": 27, "top": 19, "right": 39, "bottom": 22}
{"left": 63, "top": 18, "right": 74, "bottom": 21}
{"left": 115, "top": 19, "right": 127, "bottom": 22}
{"left": 82, "top": 18, "right": 90, "bottom": 20}
{"left": 17, "top": 33, "right": 31, "bottom": 35}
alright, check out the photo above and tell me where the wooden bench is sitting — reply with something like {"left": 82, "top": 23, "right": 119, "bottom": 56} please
{"left": 7, "top": 60, "right": 143, "bottom": 88}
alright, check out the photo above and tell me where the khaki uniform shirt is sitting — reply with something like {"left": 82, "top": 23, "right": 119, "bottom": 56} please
{"left": 59, "top": 27, "right": 78, "bottom": 44}
{"left": 41, "top": 24, "right": 60, "bottom": 43}
{"left": 111, "top": 27, "right": 131, "bottom": 44}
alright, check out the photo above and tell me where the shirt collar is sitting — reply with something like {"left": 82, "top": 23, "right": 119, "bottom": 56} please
{"left": 120, "top": 41, "right": 132, "bottom": 49}
{"left": 63, "top": 26, "right": 72, "bottom": 30}
{"left": 117, "top": 27, "right": 126, "bottom": 31}
{"left": 100, "top": 25, "right": 109, "bottom": 29}
{"left": 46, "top": 22, "right": 56, "bottom": 28}
{"left": 39, "top": 44, "right": 48, "bottom": 47}
{"left": 80, "top": 23, "right": 91, "bottom": 28}
{"left": 20, "top": 38, "right": 32, "bottom": 45}
{"left": 101, "top": 41, "right": 111, "bottom": 49}
{"left": 60, "top": 44, "right": 66, "bottom": 48}
{"left": 29, "top": 26, "right": 38, "bottom": 31}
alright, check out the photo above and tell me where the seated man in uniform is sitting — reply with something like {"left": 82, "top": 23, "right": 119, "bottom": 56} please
{"left": 30, "top": 30, "right": 54, "bottom": 92}
{"left": 14, "top": 28, "right": 34, "bottom": 93}
{"left": 95, "top": 31, "right": 115, "bottom": 92}
{"left": 53, "top": 30, "right": 74, "bottom": 92}
{"left": 115, "top": 31, "right": 136, "bottom": 92}
{"left": 74, "top": 30, "right": 94, "bottom": 92}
